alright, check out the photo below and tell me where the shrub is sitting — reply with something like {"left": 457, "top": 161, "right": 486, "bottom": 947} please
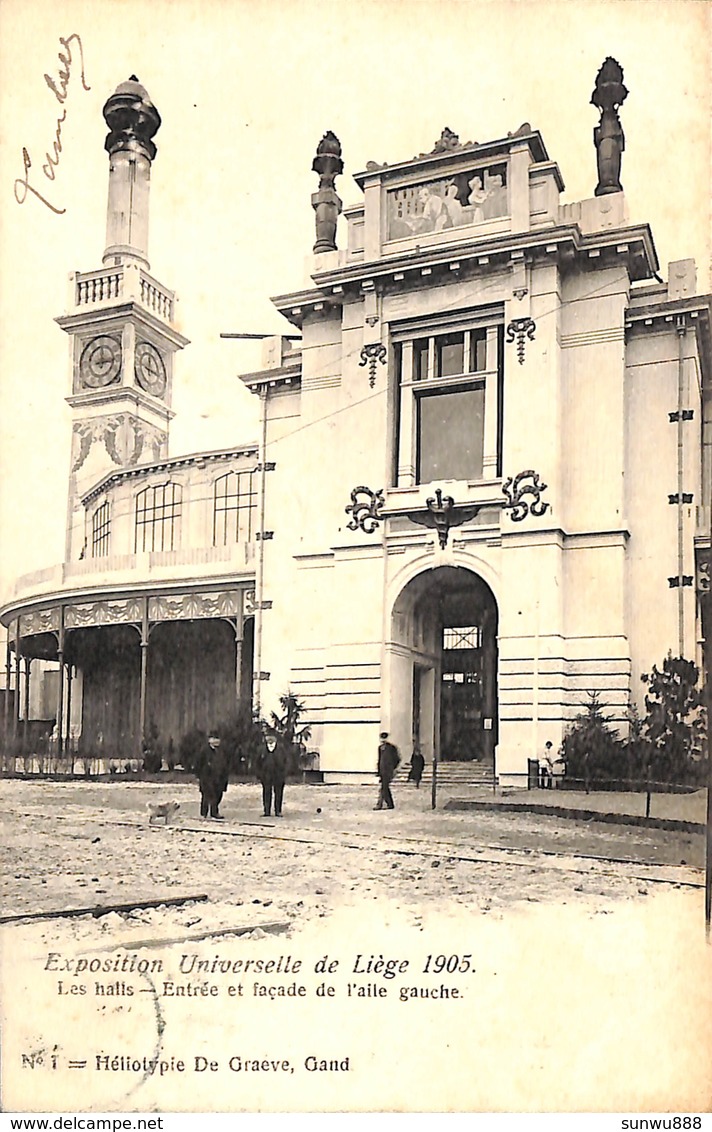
{"left": 560, "top": 692, "right": 621, "bottom": 789}
{"left": 641, "top": 654, "right": 707, "bottom": 784}
{"left": 621, "top": 701, "right": 653, "bottom": 788}
{"left": 142, "top": 720, "right": 163, "bottom": 773}
{"left": 179, "top": 727, "right": 208, "bottom": 774}
{"left": 142, "top": 750, "right": 162, "bottom": 774}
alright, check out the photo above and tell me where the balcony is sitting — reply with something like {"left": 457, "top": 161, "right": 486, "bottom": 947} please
{"left": 10, "top": 543, "right": 256, "bottom": 605}
{"left": 73, "top": 265, "right": 175, "bottom": 323}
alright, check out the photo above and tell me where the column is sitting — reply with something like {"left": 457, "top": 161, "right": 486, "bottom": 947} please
{"left": 23, "top": 657, "right": 32, "bottom": 756}
{"left": 66, "top": 665, "right": 74, "bottom": 760}
{"left": 3, "top": 637, "right": 10, "bottom": 760}
{"left": 138, "top": 600, "right": 149, "bottom": 758}
{"left": 55, "top": 611, "right": 65, "bottom": 758}
{"left": 56, "top": 658, "right": 65, "bottom": 758}
{"left": 235, "top": 630, "right": 243, "bottom": 708}
{"left": 13, "top": 620, "right": 21, "bottom": 744}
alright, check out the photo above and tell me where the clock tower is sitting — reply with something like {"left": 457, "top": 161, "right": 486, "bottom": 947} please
{"left": 56, "top": 76, "right": 189, "bottom": 561}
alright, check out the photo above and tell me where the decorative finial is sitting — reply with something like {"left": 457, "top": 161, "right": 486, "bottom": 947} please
{"left": 311, "top": 131, "right": 343, "bottom": 254}
{"left": 432, "top": 127, "right": 461, "bottom": 154}
{"left": 102, "top": 76, "right": 161, "bottom": 162}
{"left": 591, "top": 57, "right": 628, "bottom": 196}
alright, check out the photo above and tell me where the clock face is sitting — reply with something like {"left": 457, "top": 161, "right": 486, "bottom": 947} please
{"left": 135, "top": 342, "right": 167, "bottom": 397}
{"left": 80, "top": 336, "right": 122, "bottom": 388}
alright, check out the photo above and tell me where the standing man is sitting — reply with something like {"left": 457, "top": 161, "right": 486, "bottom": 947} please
{"left": 195, "top": 729, "right": 228, "bottom": 820}
{"left": 258, "top": 731, "right": 287, "bottom": 817}
{"left": 375, "top": 731, "right": 400, "bottom": 810}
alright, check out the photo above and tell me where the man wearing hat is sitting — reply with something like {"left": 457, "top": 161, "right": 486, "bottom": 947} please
{"left": 375, "top": 731, "right": 400, "bottom": 810}
{"left": 195, "top": 729, "right": 228, "bottom": 820}
{"left": 258, "top": 730, "right": 288, "bottom": 817}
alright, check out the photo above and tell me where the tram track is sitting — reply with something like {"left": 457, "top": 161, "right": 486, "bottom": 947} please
{"left": 12, "top": 806, "right": 704, "bottom": 892}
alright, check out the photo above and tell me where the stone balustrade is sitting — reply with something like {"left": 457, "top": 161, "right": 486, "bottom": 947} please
{"left": 75, "top": 268, "right": 123, "bottom": 306}
{"left": 72, "top": 266, "right": 175, "bottom": 322}
{"left": 139, "top": 272, "right": 174, "bottom": 320}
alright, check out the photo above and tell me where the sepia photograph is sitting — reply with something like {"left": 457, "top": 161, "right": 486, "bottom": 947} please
{"left": 0, "top": 0, "right": 711, "bottom": 1118}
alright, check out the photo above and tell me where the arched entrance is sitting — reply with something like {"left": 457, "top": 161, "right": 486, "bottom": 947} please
{"left": 390, "top": 566, "right": 498, "bottom": 766}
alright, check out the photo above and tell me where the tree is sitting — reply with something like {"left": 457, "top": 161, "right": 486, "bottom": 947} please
{"left": 269, "top": 692, "right": 312, "bottom": 775}
{"left": 641, "top": 654, "right": 707, "bottom": 784}
{"left": 560, "top": 691, "right": 621, "bottom": 791}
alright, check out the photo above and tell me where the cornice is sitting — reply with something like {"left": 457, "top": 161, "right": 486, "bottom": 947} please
{"left": 499, "top": 526, "right": 631, "bottom": 546}
{"left": 271, "top": 222, "right": 658, "bottom": 327}
{"left": 625, "top": 293, "right": 712, "bottom": 382}
{"left": 81, "top": 445, "right": 259, "bottom": 505}
{"left": 239, "top": 363, "right": 302, "bottom": 395}
{"left": 55, "top": 301, "right": 190, "bottom": 350}
{"left": 352, "top": 130, "right": 550, "bottom": 189}
{"left": 625, "top": 292, "right": 711, "bottom": 325}
{"left": 66, "top": 386, "right": 176, "bottom": 421}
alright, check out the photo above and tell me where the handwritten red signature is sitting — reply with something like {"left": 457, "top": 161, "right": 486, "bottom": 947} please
{"left": 14, "top": 33, "right": 91, "bottom": 216}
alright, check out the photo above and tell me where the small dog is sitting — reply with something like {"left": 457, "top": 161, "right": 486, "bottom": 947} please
{"left": 147, "top": 800, "right": 181, "bottom": 825}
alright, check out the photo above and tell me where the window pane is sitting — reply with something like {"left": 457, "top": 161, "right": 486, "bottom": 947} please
{"left": 470, "top": 330, "right": 487, "bottom": 372}
{"left": 417, "top": 385, "right": 485, "bottom": 483}
{"left": 91, "top": 501, "right": 110, "bottom": 557}
{"left": 413, "top": 338, "right": 429, "bottom": 381}
{"left": 436, "top": 332, "right": 464, "bottom": 377}
{"left": 135, "top": 483, "right": 181, "bottom": 552}
{"left": 444, "top": 626, "right": 482, "bottom": 649}
{"left": 213, "top": 471, "right": 257, "bottom": 546}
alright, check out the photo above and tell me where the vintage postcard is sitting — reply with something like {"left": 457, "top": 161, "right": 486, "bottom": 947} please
{"left": 1, "top": 0, "right": 711, "bottom": 1117}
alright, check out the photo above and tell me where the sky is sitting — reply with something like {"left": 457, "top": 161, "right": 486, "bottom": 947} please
{"left": 0, "top": 0, "right": 710, "bottom": 606}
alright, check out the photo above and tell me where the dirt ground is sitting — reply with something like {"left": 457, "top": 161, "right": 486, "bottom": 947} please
{"left": 1, "top": 778, "right": 711, "bottom": 1113}
{"left": 0, "top": 777, "right": 705, "bottom": 934}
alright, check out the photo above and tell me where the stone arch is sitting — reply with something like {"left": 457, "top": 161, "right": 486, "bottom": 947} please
{"left": 385, "top": 563, "right": 499, "bottom": 772}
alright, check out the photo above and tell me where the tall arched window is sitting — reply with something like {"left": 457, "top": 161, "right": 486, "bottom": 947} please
{"left": 135, "top": 482, "right": 182, "bottom": 552}
{"left": 91, "top": 500, "right": 111, "bottom": 557}
{"left": 213, "top": 470, "right": 256, "bottom": 546}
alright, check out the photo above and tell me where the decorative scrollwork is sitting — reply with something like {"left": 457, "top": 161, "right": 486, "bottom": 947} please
{"left": 71, "top": 425, "right": 94, "bottom": 472}
{"left": 502, "top": 469, "right": 550, "bottom": 522}
{"left": 345, "top": 486, "right": 385, "bottom": 534}
{"left": 20, "top": 608, "right": 61, "bottom": 636}
{"left": 148, "top": 591, "right": 243, "bottom": 622}
{"left": 505, "top": 317, "right": 536, "bottom": 364}
{"left": 359, "top": 343, "right": 387, "bottom": 388}
{"left": 65, "top": 598, "right": 145, "bottom": 628}
{"left": 407, "top": 488, "right": 481, "bottom": 549}
{"left": 104, "top": 415, "right": 144, "bottom": 467}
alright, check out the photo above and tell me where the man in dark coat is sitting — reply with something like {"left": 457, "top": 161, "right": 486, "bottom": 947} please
{"left": 258, "top": 732, "right": 287, "bottom": 817}
{"left": 375, "top": 731, "right": 400, "bottom": 810}
{"left": 407, "top": 743, "right": 425, "bottom": 788}
{"left": 195, "top": 730, "right": 228, "bottom": 820}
